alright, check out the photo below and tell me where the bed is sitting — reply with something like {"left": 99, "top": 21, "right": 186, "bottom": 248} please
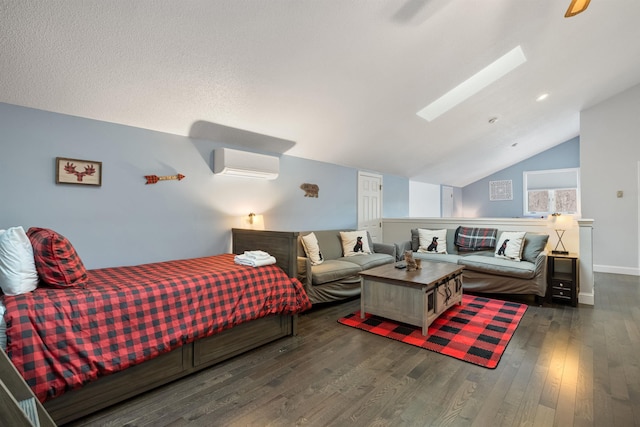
{"left": 1, "top": 227, "right": 306, "bottom": 425}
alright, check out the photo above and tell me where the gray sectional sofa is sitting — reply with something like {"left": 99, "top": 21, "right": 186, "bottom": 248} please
{"left": 395, "top": 228, "right": 549, "bottom": 301}
{"left": 296, "top": 229, "right": 396, "bottom": 304}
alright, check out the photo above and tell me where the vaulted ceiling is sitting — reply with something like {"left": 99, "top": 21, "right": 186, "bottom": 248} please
{"left": 2, "top": 1, "right": 640, "bottom": 187}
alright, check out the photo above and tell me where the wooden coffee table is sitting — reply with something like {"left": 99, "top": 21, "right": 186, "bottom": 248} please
{"left": 360, "top": 261, "right": 464, "bottom": 336}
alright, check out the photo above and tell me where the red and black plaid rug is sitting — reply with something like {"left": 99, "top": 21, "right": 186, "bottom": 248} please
{"left": 338, "top": 295, "right": 527, "bottom": 369}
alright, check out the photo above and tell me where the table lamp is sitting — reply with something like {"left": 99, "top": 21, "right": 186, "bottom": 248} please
{"left": 550, "top": 213, "right": 571, "bottom": 255}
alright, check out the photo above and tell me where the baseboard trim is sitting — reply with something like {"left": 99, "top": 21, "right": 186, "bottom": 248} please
{"left": 593, "top": 264, "right": 640, "bottom": 276}
{"left": 578, "top": 291, "right": 594, "bottom": 306}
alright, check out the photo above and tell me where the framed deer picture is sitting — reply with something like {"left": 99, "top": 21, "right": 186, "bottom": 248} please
{"left": 56, "top": 157, "right": 102, "bottom": 186}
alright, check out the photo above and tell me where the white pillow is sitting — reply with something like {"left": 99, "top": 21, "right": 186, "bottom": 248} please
{"left": 417, "top": 228, "right": 447, "bottom": 254}
{"left": 494, "top": 231, "right": 526, "bottom": 262}
{"left": 340, "top": 230, "right": 371, "bottom": 256}
{"left": 0, "top": 226, "right": 39, "bottom": 295}
{"left": 301, "top": 232, "right": 324, "bottom": 265}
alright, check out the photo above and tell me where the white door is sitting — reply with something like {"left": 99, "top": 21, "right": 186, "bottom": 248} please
{"left": 442, "top": 185, "right": 454, "bottom": 217}
{"left": 358, "top": 172, "right": 383, "bottom": 243}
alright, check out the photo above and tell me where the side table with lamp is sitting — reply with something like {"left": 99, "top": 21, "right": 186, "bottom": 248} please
{"left": 547, "top": 213, "right": 579, "bottom": 306}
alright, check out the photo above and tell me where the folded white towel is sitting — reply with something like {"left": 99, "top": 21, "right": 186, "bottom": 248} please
{"left": 234, "top": 254, "right": 277, "bottom": 267}
{"left": 243, "top": 250, "right": 272, "bottom": 260}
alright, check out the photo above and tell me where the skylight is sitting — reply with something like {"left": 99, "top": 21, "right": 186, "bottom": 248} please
{"left": 417, "top": 45, "right": 527, "bottom": 122}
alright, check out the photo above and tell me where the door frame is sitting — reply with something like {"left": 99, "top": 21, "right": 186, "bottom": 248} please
{"left": 441, "top": 185, "right": 453, "bottom": 217}
{"left": 357, "top": 171, "right": 383, "bottom": 241}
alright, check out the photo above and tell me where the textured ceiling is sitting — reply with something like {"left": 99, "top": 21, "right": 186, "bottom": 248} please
{"left": 2, "top": 1, "right": 640, "bottom": 187}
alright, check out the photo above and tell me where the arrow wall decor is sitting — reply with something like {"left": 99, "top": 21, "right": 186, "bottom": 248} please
{"left": 144, "top": 174, "right": 185, "bottom": 184}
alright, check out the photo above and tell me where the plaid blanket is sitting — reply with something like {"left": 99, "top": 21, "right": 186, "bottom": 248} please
{"left": 454, "top": 226, "right": 498, "bottom": 251}
{"left": 2, "top": 253, "right": 311, "bottom": 402}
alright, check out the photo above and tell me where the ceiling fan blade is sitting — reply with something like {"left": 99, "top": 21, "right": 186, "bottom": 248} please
{"left": 565, "top": 0, "right": 591, "bottom": 17}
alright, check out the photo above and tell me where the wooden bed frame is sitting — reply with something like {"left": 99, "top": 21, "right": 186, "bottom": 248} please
{"left": 43, "top": 228, "right": 300, "bottom": 425}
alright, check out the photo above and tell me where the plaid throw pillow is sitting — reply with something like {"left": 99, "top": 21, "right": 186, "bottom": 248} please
{"left": 27, "top": 227, "right": 89, "bottom": 288}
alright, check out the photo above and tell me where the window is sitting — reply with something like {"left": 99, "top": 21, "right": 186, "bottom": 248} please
{"left": 523, "top": 168, "right": 580, "bottom": 216}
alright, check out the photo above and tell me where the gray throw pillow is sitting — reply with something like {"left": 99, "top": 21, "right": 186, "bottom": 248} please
{"left": 522, "top": 233, "right": 549, "bottom": 263}
{"left": 410, "top": 228, "right": 420, "bottom": 252}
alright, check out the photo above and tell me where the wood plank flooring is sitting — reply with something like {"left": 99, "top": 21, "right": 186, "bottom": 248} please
{"left": 66, "top": 272, "right": 640, "bottom": 426}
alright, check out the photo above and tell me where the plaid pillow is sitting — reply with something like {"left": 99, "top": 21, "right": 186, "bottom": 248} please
{"left": 27, "top": 227, "right": 89, "bottom": 288}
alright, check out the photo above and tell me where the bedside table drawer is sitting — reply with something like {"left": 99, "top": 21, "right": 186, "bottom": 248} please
{"left": 551, "top": 287, "right": 574, "bottom": 300}
{"left": 551, "top": 279, "right": 573, "bottom": 290}
{"left": 551, "top": 279, "right": 574, "bottom": 299}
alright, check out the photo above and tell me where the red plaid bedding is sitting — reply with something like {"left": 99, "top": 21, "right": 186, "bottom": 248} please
{"left": 2, "top": 253, "right": 311, "bottom": 402}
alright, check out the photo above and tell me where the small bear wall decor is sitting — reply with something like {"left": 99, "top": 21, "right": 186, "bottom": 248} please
{"left": 300, "top": 183, "right": 319, "bottom": 197}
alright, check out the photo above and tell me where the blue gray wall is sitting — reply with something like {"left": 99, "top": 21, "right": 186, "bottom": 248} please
{"left": 461, "top": 137, "right": 580, "bottom": 218}
{"left": 0, "top": 103, "right": 409, "bottom": 269}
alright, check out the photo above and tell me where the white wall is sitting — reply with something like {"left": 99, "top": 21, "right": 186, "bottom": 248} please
{"left": 409, "top": 181, "right": 441, "bottom": 217}
{"left": 581, "top": 83, "right": 640, "bottom": 275}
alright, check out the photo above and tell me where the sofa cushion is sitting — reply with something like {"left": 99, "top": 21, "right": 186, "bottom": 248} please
{"left": 417, "top": 228, "right": 448, "bottom": 254}
{"left": 494, "top": 231, "right": 526, "bottom": 262}
{"left": 462, "top": 249, "right": 494, "bottom": 258}
{"left": 411, "top": 228, "right": 459, "bottom": 255}
{"left": 412, "top": 252, "right": 462, "bottom": 265}
{"left": 373, "top": 241, "right": 396, "bottom": 258}
{"left": 337, "top": 253, "right": 394, "bottom": 271}
{"left": 458, "top": 255, "right": 536, "bottom": 279}
{"left": 340, "top": 230, "right": 372, "bottom": 256}
{"left": 301, "top": 232, "right": 324, "bottom": 265}
{"left": 410, "top": 229, "right": 420, "bottom": 252}
{"left": 311, "top": 260, "right": 362, "bottom": 285}
{"left": 522, "top": 233, "right": 549, "bottom": 263}
{"left": 303, "top": 230, "right": 344, "bottom": 260}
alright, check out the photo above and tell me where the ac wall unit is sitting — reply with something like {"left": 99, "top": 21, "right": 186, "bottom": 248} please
{"left": 213, "top": 148, "right": 279, "bottom": 180}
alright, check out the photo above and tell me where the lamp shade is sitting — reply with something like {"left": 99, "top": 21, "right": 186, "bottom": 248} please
{"left": 549, "top": 213, "right": 572, "bottom": 254}
{"left": 551, "top": 213, "right": 573, "bottom": 230}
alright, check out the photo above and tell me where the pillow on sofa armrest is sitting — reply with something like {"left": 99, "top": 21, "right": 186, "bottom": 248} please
{"left": 301, "top": 232, "right": 324, "bottom": 265}
{"left": 340, "top": 230, "right": 372, "bottom": 256}
{"left": 417, "top": 228, "right": 448, "bottom": 254}
{"left": 394, "top": 241, "right": 412, "bottom": 261}
{"left": 373, "top": 242, "right": 396, "bottom": 259}
{"left": 522, "top": 233, "right": 549, "bottom": 263}
{"left": 494, "top": 231, "right": 526, "bottom": 262}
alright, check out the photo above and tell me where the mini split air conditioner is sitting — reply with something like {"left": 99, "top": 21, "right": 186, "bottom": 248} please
{"left": 213, "top": 148, "right": 279, "bottom": 180}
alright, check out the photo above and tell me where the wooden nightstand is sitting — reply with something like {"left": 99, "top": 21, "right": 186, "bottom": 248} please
{"left": 547, "top": 253, "right": 579, "bottom": 306}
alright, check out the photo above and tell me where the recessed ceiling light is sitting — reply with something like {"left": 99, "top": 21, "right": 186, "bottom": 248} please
{"left": 417, "top": 45, "right": 527, "bottom": 122}
{"left": 536, "top": 93, "right": 550, "bottom": 102}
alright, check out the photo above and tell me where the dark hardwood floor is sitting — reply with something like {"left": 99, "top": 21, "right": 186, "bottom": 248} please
{"left": 67, "top": 273, "right": 640, "bottom": 426}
